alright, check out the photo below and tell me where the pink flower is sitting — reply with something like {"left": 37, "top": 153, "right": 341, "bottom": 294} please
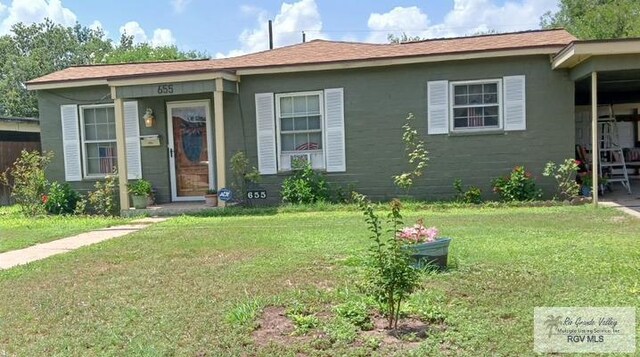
{"left": 396, "top": 221, "right": 439, "bottom": 243}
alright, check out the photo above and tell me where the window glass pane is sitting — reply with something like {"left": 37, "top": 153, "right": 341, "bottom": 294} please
{"left": 485, "top": 116, "right": 499, "bottom": 127}
{"left": 453, "top": 108, "right": 468, "bottom": 119}
{"left": 454, "top": 85, "right": 467, "bottom": 96}
{"left": 469, "top": 84, "right": 482, "bottom": 94}
{"left": 86, "top": 142, "right": 117, "bottom": 175}
{"left": 454, "top": 118, "right": 467, "bottom": 128}
{"left": 484, "top": 106, "right": 498, "bottom": 117}
{"left": 308, "top": 132, "right": 322, "bottom": 149}
{"left": 483, "top": 94, "right": 497, "bottom": 104}
{"left": 307, "top": 95, "right": 320, "bottom": 114}
{"left": 280, "top": 97, "right": 293, "bottom": 115}
{"left": 468, "top": 94, "right": 483, "bottom": 105}
{"left": 308, "top": 116, "right": 321, "bottom": 130}
{"left": 94, "top": 108, "right": 108, "bottom": 124}
{"left": 454, "top": 95, "right": 468, "bottom": 106}
{"left": 468, "top": 107, "right": 484, "bottom": 127}
{"left": 484, "top": 83, "right": 497, "bottom": 93}
{"left": 281, "top": 117, "right": 294, "bottom": 131}
{"left": 293, "top": 117, "right": 308, "bottom": 131}
{"left": 281, "top": 133, "right": 295, "bottom": 151}
{"left": 293, "top": 96, "right": 306, "bottom": 114}
{"left": 294, "top": 134, "right": 308, "bottom": 150}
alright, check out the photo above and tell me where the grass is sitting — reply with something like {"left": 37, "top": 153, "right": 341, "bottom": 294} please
{"left": 0, "top": 204, "right": 638, "bottom": 356}
{"left": 0, "top": 206, "right": 131, "bottom": 253}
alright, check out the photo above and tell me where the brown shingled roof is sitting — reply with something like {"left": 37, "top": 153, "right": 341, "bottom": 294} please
{"left": 27, "top": 29, "right": 576, "bottom": 86}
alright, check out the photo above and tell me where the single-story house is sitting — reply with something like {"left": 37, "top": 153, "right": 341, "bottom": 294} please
{"left": 26, "top": 28, "right": 640, "bottom": 211}
{"left": 0, "top": 117, "right": 41, "bottom": 205}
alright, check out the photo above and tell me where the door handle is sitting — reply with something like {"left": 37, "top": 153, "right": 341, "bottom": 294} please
{"left": 169, "top": 148, "right": 174, "bottom": 158}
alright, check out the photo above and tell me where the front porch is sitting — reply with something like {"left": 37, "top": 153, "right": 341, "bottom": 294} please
{"left": 108, "top": 73, "right": 238, "bottom": 214}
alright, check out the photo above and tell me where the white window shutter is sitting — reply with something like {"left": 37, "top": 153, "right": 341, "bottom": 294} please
{"left": 503, "top": 75, "right": 526, "bottom": 131}
{"left": 124, "top": 101, "right": 142, "bottom": 179}
{"left": 427, "top": 80, "right": 449, "bottom": 134}
{"left": 255, "top": 93, "right": 277, "bottom": 175}
{"left": 60, "top": 105, "right": 82, "bottom": 181}
{"left": 324, "top": 88, "right": 346, "bottom": 172}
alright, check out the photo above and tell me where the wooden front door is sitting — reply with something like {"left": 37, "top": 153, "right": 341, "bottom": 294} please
{"left": 167, "top": 100, "right": 213, "bottom": 201}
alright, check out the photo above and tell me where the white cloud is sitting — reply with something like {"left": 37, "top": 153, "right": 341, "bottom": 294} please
{"left": 119, "top": 21, "right": 176, "bottom": 47}
{"left": 0, "top": 0, "right": 77, "bottom": 34}
{"left": 151, "top": 28, "right": 176, "bottom": 46}
{"left": 120, "top": 21, "right": 148, "bottom": 43}
{"left": 367, "top": 6, "right": 434, "bottom": 43}
{"left": 217, "top": 0, "right": 325, "bottom": 58}
{"left": 170, "top": 0, "right": 191, "bottom": 14}
{"left": 366, "top": 0, "right": 559, "bottom": 43}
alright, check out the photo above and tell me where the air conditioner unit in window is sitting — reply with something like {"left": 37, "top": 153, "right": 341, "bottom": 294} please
{"left": 290, "top": 153, "right": 311, "bottom": 170}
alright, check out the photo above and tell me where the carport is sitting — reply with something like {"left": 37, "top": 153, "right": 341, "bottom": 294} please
{"left": 553, "top": 39, "right": 640, "bottom": 206}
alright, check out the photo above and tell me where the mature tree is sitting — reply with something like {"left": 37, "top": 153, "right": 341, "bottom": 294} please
{"left": 0, "top": 20, "right": 208, "bottom": 117}
{"left": 0, "top": 20, "right": 110, "bottom": 117}
{"left": 541, "top": 0, "right": 640, "bottom": 39}
{"left": 103, "top": 34, "right": 204, "bottom": 64}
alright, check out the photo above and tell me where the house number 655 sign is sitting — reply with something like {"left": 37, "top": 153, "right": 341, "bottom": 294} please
{"left": 157, "top": 84, "right": 174, "bottom": 94}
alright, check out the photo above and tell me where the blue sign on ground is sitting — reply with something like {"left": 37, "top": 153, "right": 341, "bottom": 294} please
{"left": 218, "top": 188, "right": 232, "bottom": 202}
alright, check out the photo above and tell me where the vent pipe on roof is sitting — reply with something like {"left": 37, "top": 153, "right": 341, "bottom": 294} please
{"left": 302, "top": 31, "right": 306, "bottom": 43}
{"left": 268, "top": 20, "right": 273, "bottom": 50}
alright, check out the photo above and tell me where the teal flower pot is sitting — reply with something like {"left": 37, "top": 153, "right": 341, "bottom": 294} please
{"left": 403, "top": 238, "right": 452, "bottom": 270}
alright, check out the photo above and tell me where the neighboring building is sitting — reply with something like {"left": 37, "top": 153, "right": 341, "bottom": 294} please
{"left": 0, "top": 117, "right": 41, "bottom": 205}
{"left": 25, "top": 29, "right": 640, "bottom": 210}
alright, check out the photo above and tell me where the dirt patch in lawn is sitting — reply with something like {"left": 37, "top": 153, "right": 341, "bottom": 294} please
{"left": 358, "top": 314, "right": 446, "bottom": 349}
{"left": 252, "top": 306, "right": 445, "bottom": 352}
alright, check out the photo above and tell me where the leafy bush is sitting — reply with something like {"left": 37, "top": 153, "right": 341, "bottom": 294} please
{"left": 127, "top": 178, "right": 152, "bottom": 196}
{"left": 353, "top": 192, "right": 419, "bottom": 330}
{"left": 45, "top": 182, "right": 81, "bottom": 215}
{"left": 88, "top": 170, "right": 119, "bottom": 216}
{"left": 393, "top": 113, "right": 429, "bottom": 193}
{"left": 0, "top": 150, "right": 52, "bottom": 216}
{"left": 453, "top": 179, "right": 483, "bottom": 204}
{"left": 492, "top": 166, "right": 541, "bottom": 201}
{"left": 542, "top": 159, "right": 580, "bottom": 200}
{"left": 281, "top": 162, "right": 329, "bottom": 204}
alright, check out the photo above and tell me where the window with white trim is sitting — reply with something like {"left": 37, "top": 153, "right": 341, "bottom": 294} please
{"left": 451, "top": 79, "right": 502, "bottom": 131}
{"left": 275, "top": 91, "right": 325, "bottom": 170}
{"left": 79, "top": 104, "right": 117, "bottom": 177}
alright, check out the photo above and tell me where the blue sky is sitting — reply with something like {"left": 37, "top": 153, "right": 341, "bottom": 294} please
{"left": 0, "top": 0, "right": 559, "bottom": 57}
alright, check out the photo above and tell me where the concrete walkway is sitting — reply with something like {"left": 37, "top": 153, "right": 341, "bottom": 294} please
{"left": 0, "top": 217, "right": 168, "bottom": 270}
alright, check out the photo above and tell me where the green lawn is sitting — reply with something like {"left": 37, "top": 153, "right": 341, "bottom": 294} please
{"left": 0, "top": 205, "right": 638, "bottom": 356}
{"left": 0, "top": 206, "right": 130, "bottom": 253}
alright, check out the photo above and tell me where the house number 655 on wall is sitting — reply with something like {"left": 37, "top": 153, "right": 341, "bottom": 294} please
{"left": 157, "top": 84, "right": 174, "bottom": 94}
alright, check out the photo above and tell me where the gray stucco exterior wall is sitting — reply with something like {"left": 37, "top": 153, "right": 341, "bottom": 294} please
{"left": 37, "top": 54, "right": 574, "bottom": 204}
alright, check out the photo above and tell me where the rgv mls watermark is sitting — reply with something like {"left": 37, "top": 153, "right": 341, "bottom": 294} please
{"left": 534, "top": 307, "right": 636, "bottom": 353}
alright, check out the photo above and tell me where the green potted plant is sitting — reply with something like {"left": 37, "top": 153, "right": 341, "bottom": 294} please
{"left": 204, "top": 188, "right": 218, "bottom": 207}
{"left": 398, "top": 219, "right": 451, "bottom": 270}
{"left": 128, "top": 179, "right": 152, "bottom": 209}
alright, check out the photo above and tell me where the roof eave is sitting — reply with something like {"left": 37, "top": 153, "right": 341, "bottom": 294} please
{"left": 552, "top": 39, "right": 640, "bottom": 69}
{"left": 235, "top": 45, "right": 568, "bottom": 75}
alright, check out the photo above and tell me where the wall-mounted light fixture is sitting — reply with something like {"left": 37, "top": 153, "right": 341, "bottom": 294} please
{"left": 143, "top": 108, "right": 155, "bottom": 128}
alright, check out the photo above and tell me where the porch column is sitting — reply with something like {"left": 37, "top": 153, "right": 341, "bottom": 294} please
{"left": 214, "top": 78, "right": 226, "bottom": 207}
{"left": 114, "top": 95, "right": 130, "bottom": 212}
{"left": 591, "top": 72, "right": 599, "bottom": 207}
